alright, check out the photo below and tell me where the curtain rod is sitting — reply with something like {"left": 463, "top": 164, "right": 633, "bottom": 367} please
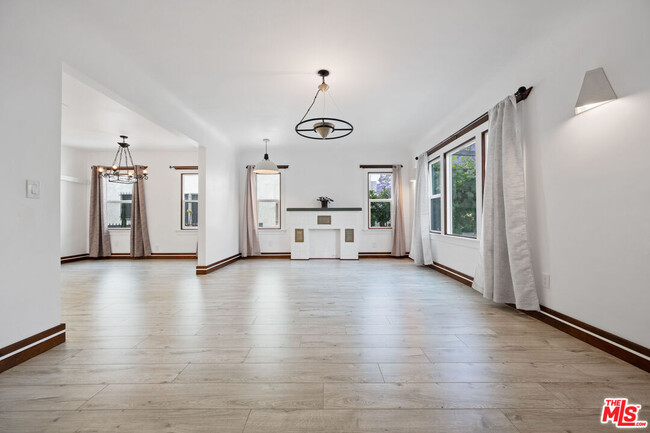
{"left": 169, "top": 165, "right": 198, "bottom": 170}
{"left": 359, "top": 164, "right": 403, "bottom": 169}
{"left": 415, "top": 86, "right": 532, "bottom": 160}
{"left": 245, "top": 165, "right": 289, "bottom": 169}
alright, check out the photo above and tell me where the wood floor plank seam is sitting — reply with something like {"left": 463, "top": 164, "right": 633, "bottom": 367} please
{"left": 86, "top": 383, "right": 110, "bottom": 402}
{"left": 170, "top": 362, "right": 192, "bottom": 383}
{"left": 242, "top": 347, "right": 253, "bottom": 363}
{"left": 377, "top": 363, "right": 386, "bottom": 383}
{"left": 241, "top": 409, "right": 252, "bottom": 433}
{"left": 498, "top": 408, "right": 526, "bottom": 433}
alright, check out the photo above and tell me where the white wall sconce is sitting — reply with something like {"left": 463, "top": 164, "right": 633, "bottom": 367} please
{"left": 575, "top": 67, "right": 617, "bottom": 114}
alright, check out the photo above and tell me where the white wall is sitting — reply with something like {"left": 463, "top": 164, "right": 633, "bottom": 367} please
{"left": 60, "top": 146, "right": 90, "bottom": 257}
{"left": 0, "top": 2, "right": 62, "bottom": 347}
{"left": 60, "top": 146, "right": 199, "bottom": 255}
{"left": 198, "top": 144, "right": 240, "bottom": 267}
{"left": 1, "top": 1, "right": 237, "bottom": 348}
{"left": 238, "top": 145, "right": 412, "bottom": 254}
{"left": 411, "top": 1, "right": 650, "bottom": 347}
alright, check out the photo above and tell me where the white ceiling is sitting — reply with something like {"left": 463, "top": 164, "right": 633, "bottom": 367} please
{"left": 61, "top": 72, "right": 197, "bottom": 151}
{"left": 64, "top": 0, "right": 583, "bottom": 151}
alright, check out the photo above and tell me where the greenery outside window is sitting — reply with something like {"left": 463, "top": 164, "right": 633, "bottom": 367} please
{"left": 446, "top": 140, "right": 477, "bottom": 238}
{"left": 429, "top": 158, "right": 442, "bottom": 232}
{"left": 257, "top": 173, "right": 281, "bottom": 229}
{"left": 368, "top": 172, "right": 392, "bottom": 229}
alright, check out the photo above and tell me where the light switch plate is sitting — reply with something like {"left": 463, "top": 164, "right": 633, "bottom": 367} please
{"left": 26, "top": 179, "right": 40, "bottom": 199}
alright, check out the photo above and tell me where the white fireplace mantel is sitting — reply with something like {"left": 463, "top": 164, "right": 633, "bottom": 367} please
{"left": 287, "top": 208, "right": 362, "bottom": 260}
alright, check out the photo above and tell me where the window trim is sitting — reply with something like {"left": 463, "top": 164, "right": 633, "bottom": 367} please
{"left": 428, "top": 157, "right": 442, "bottom": 233}
{"left": 367, "top": 171, "right": 393, "bottom": 230}
{"left": 444, "top": 136, "right": 478, "bottom": 239}
{"left": 257, "top": 172, "right": 282, "bottom": 230}
{"left": 180, "top": 172, "right": 199, "bottom": 231}
{"left": 481, "top": 130, "right": 488, "bottom": 193}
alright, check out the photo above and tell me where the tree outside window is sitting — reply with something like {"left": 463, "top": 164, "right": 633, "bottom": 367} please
{"left": 447, "top": 142, "right": 476, "bottom": 237}
{"left": 368, "top": 172, "right": 392, "bottom": 228}
{"left": 429, "top": 159, "right": 441, "bottom": 232}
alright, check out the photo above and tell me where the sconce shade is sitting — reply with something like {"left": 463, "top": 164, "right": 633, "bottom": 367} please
{"left": 575, "top": 67, "right": 617, "bottom": 114}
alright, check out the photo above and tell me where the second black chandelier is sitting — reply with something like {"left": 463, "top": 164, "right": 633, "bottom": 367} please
{"left": 295, "top": 69, "right": 353, "bottom": 140}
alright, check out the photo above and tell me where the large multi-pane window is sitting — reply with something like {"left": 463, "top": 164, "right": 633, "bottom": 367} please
{"left": 429, "top": 159, "right": 441, "bottom": 232}
{"left": 105, "top": 181, "right": 132, "bottom": 229}
{"left": 368, "top": 172, "right": 392, "bottom": 229}
{"left": 181, "top": 173, "right": 198, "bottom": 229}
{"left": 446, "top": 141, "right": 477, "bottom": 237}
{"left": 257, "top": 173, "right": 280, "bottom": 229}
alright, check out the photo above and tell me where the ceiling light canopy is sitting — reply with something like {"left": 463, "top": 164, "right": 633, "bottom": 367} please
{"left": 254, "top": 139, "right": 279, "bottom": 174}
{"left": 575, "top": 67, "right": 617, "bottom": 115}
{"left": 97, "top": 135, "right": 148, "bottom": 183}
{"left": 295, "top": 69, "right": 353, "bottom": 140}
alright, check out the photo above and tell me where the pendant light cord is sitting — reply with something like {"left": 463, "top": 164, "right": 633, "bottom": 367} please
{"left": 299, "top": 88, "right": 322, "bottom": 123}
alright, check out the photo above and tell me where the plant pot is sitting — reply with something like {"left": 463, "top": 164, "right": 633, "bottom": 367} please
{"left": 320, "top": 201, "right": 329, "bottom": 208}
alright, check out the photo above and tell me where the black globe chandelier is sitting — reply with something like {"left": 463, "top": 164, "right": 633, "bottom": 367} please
{"left": 295, "top": 69, "right": 353, "bottom": 140}
{"left": 97, "top": 135, "right": 148, "bottom": 184}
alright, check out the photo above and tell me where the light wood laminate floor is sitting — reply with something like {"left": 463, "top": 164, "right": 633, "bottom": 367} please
{"left": 0, "top": 259, "right": 647, "bottom": 432}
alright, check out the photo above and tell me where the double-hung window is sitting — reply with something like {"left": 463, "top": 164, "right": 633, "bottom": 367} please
{"left": 446, "top": 140, "right": 477, "bottom": 238}
{"left": 105, "top": 181, "right": 132, "bottom": 229}
{"left": 368, "top": 172, "right": 393, "bottom": 229}
{"left": 181, "top": 173, "right": 199, "bottom": 229}
{"left": 257, "top": 173, "right": 281, "bottom": 229}
{"left": 429, "top": 159, "right": 442, "bottom": 232}
{"left": 427, "top": 124, "right": 485, "bottom": 239}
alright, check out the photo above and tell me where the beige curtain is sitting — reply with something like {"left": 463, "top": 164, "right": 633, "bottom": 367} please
{"left": 88, "top": 166, "right": 112, "bottom": 257}
{"left": 241, "top": 166, "right": 261, "bottom": 257}
{"left": 130, "top": 165, "right": 152, "bottom": 258}
{"left": 391, "top": 165, "right": 407, "bottom": 257}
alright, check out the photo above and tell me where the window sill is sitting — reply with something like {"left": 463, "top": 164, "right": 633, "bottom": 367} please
{"left": 259, "top": 229, "right": 285, "bottom": 233}
{"left": 108, "top": 228, "right": 130, "bottom": 231}
{"left": 429, "top": 232, "right": 479, "bottom": 248}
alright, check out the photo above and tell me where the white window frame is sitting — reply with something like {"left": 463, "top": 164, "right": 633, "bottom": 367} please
{"left": 105, "top": 178, "right": 132, "bottom": 230}
{"left": 181, "top": 172, "right": 199, "bottom": 230}
{"left": 256, "top": 172, "right": 281, "bottom": 230}
{"left": 367, "top": 171, "right": 393, "bottom": 230}
{"left": 429, "top": 157, "right": 442, "bottom": 233}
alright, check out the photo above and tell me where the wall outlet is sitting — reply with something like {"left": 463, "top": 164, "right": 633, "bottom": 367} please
{"left": 542, "top": 273, "right": 551, "bottom": 290}
{"left": 26, "top": 179, "right": 40, "bottom": 199}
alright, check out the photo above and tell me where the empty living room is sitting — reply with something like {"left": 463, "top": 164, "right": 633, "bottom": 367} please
{"left": 0, "top": 1, "right": 648, "bottom": 432}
